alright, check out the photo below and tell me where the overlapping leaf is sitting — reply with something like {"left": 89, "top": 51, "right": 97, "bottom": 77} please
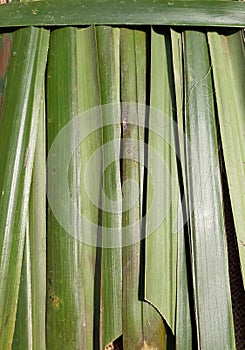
{"left": 0, "top": 26, "right": 49, "bottom": 349}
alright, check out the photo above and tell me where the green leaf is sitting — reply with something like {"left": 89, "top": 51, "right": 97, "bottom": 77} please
{"left": 12, "top": 5, "right": 46, "bottom": 350}
{"left": 121, "top": 27, "right": 165, "bottom": 350}
{"left": 183, "top": 30, "right": 235, "bottom": 349}
{"left": 120, "top": 28, "right": 144, "bottom": 349}
{"left": 12, "top": 86, "right": 46, "bottom": 350}
{"left": 0, "top": 26, "right": 49, "bottom": 349}
{"left": 46, "top": 26, "right": 101, "bottom": 349}
{"left": 207, "top": 30, "right": 245, "bottom": 287}
{"left": 28, "top": 87, "right": 46, "bottom": 350}
{"left": 145, "top": 27, "right": 178, "bottom": 335}
{"left": 12, "top": 214, "right": 32, "bottom": 350}
{"left": 0, "top": 1, "right": 244, "bottom": 28}
{"left": 95, "top": 26, "right": 122, "bottom": 347}
{"left": 171, "top": 28, "right": 192, "bottom": 350}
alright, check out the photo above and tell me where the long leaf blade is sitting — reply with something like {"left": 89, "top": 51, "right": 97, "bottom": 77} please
{"left": 0, "top": 26, "right": 49, "bottom": 348}
{"left": 145, "top": 28, "right": 178, "bottom": 334}
{"left": 95, "top": 25, "right": 122, "bottom": 347}
{"left": 12, "top": 86, "right": 46, "bottom": 350}
{"left": 46, "top": 26, "right": 101, "bottom": 349}
{"left": 0, "top": 1, "right": 244, "bottom": 27}
{"left": 171, "top": 28, "right": 192, "bottom": 350}
{"left": 121, "top": 27, "right": 165, "bottom": 350}
{"left": 208, "top": 30, "right": 245, "bottom": 286}
{"left": 183, "top": 30, "right": 235, "bottom": 349}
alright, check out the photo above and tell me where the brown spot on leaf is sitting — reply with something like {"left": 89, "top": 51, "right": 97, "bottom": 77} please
{"left": 122, "top": 106, "right": 129, "bottom": 134}
{"left": 23, "top": 147, "right": 29, "bottom": 168}
{"left": 0, "top": 312, "right": 10, "bottom": 338}
{"left": 49, "top": 291, "right": 62, "bottom": 310}
{"left": 0, "top": 34, "right": 11, "bottom": 78}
